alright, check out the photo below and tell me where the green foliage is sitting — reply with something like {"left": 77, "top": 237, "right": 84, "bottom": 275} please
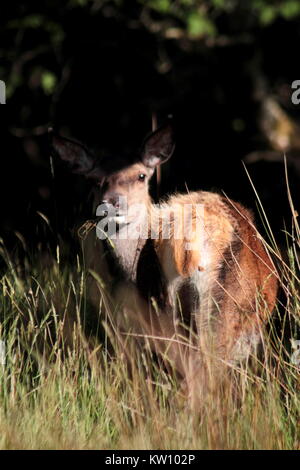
{"left": 148, "top": 0, "right": 172, "bottom": 13}
{"left": 253, "top": 0, "right": 300, "bottom": 24}
{"left": 2, "top": 0, "right": 300, "bottom": 106}
{"left": 187, "top": 11, "right": 216, "bottom": 38}
{"left": 41, "top": 71, "right": 57, "bottom": 95}
{"left": 258, "top": 5, "right": 277, "bottom": 25}
{"left": 144, "top": 0, "right": 300, "bottom": 31}
{"left": 280, "top": 0, "right": 300, "bottom": 20}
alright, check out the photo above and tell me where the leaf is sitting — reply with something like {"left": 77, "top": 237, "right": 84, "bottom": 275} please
{"left": 280, "top": 1, "right": 300, "bottom": 19}
{"left": 41, "top": 71, "right": 57, "bottom": 95}
{"left": 259, "top": 6, "right": 277, "bottom": 25}
{"left": 211, "top": 0, "right": 225, "bottom": 8}
{"left": 149, "top": 0, "right": 171, "bottom": 13}
{"left": 187, "top": 12, "right": 216, "bottom": 37}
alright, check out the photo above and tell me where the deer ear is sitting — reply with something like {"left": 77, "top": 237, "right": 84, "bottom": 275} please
{"left": 141, "top": 123, "right": 175, "bottom": 168}
{"left": 49, "top": 129, "right": 103, "bottom": 179}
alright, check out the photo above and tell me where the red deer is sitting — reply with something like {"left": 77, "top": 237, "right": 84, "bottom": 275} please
{"left": 50, "top": 123, "right": 278, "bottom": 406}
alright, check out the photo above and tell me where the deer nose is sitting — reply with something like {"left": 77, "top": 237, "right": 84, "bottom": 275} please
{"left": 109, "top": 196, "right": 120, "bottom": 209}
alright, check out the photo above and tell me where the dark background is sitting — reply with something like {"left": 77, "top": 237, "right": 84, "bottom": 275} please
{"left": 1, "top": 0, "right": 300, "bottom": 264}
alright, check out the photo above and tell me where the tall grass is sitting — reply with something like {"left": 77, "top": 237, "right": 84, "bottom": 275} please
{"left": 0, "top": 172, "right": 299, "bottom": 449}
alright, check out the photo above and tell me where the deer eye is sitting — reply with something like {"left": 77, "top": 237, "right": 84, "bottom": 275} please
{"left": 138, "top": 173, "right": 146, "bottom": 182}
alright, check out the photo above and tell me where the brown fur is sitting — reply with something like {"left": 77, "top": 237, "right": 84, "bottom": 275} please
{"left": 153, "top": 192, "right": 277, "bottom": 358}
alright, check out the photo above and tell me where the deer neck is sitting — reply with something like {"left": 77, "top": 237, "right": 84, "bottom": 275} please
{"left": 104, "top": 200, "right": 152, "bottom": 282}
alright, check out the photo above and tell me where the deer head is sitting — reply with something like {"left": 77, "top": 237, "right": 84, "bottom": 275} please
{"left": 50, "top": 123, "right": 175, "bottom": 225}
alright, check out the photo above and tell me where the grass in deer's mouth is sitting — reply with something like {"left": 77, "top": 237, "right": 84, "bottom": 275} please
{"left": 0, "top": 170, "right": 299, "bottom": 450}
